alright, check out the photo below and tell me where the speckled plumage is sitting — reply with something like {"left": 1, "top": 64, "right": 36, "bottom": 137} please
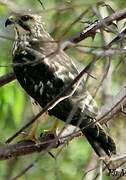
{"left": 6, "top": 13, "right": 116, "bottom": 156}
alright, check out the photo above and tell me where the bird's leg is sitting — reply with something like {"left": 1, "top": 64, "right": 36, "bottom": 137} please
{"left": 25, "top": 113, "right": 48, "bottom": 143}
{"left": 25, "top": 99, "right": 49, "bottom": 143}
{"left": 42, "top": 118, "right": 59, "bottom": 136}
{"left": 25, "top": 120, "right": 39, "bottom": 142}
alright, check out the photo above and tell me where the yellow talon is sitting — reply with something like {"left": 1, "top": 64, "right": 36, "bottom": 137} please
{"left": 42, "top": 118, "right": 59, "bottom": 136}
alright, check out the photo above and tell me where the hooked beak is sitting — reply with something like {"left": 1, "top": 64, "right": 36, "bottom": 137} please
{"left": 5, "top": 16, "right": 17, "bottom": 27}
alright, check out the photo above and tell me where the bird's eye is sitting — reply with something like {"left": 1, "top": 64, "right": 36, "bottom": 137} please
{"left": 21, "top": 15, "right": 32, "bottom": 21}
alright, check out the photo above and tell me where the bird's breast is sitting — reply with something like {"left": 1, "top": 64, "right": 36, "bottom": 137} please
{"left": 13, "top": 58, "right": 65, "bottom": 108}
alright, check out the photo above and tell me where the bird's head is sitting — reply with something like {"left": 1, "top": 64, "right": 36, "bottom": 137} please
{"left": 5, "top": 12, "right": 44, "bottom": 37}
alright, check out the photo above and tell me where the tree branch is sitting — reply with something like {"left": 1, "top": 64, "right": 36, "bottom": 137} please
{"left": 97, "top": 85, "right": 126, "bottom": 124}
{"left": 0, "top": 72, "right": 15, "bottom": 87}
{"left": 1, "top": 84, "right": 126, "bottom": 160}
{"left": 0, "top": 126, "right": 81, "bottom": 160}
{"left": 67, "top": 8, "right": 126, "bottom": 44}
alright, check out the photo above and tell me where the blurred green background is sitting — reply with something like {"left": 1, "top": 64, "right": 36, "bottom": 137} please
{"left": 0, "top": 0, "right": 126, "bottom": 179}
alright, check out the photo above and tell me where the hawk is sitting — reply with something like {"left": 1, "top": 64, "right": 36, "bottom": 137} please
{"left": 5, "top": 12, "right": 116, "bottom": 157}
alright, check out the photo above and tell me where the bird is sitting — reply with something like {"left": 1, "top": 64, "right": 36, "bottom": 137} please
{"left": 5, "top": 12, "right": 116, "bottom": 157}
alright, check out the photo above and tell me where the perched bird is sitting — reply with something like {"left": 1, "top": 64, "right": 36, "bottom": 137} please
{"left": 5, "top": 12, "right": 116, "bottom": 157}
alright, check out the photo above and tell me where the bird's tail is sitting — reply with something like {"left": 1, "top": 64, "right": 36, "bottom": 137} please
{"left": 80, "top": 117, "right": 116, "bottom": 157}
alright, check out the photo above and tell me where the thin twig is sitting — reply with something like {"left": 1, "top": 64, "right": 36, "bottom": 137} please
{"left": 99, "top": 158, "right": 103, "bottom": 180}
{"left": 10, "top": 155, "right": 41, "bottom": 180}
{"left": 61, "top": 8, "right": 90, "bottom": 38}
{"left": 37, "top": 0, "right": 45, "bottom": 10}
{"left": 97, "top": 85, "right": 126, "bottom": 124}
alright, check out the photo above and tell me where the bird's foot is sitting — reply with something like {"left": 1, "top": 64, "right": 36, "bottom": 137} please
{"left": 24, "top": 120, "right": 41, "bottom": 144}
{"left": 42, "top": 129, "right": 57, "bottom": 137}
{"left": 24, "top": 134, "right": 41, "bottom": 144}
{"left": 39, "top": 130, "right": 59, "bottom": 159}
{"left": 41, "top": 118, "right": 59, "bottom": 137}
